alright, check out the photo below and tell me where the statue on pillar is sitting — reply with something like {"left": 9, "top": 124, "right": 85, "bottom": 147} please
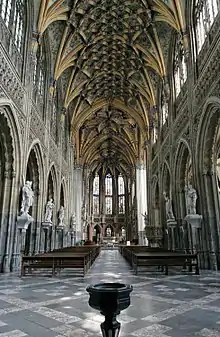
{"left": 58, "top": 206, "right": 65, "bottom": 226}
{"left": 70, "top": 213, "right": 76, "bottom": 231}
{"left": 163, "top": 191, "right": 175, "bottom": 220}
{"left": 44, "top": 199, "right": 54, "bottom": 223}
{"left": 185, "top": 184, "right": 197, "bottom": 215}
{"left": 141, "top": 212, "right": 149, "bottom": 226}
{"left": 20, "top": 181, "right": 34, "bottom": 215}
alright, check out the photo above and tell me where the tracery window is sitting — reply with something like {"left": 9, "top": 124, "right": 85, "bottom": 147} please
{"left": 105, "top": 173, "right": 112, "bottom": 214}
{"left": 161, "top": 102, "right": 168, "bottom": 126}
{"left": 152, "top": 126, "right": 158, "bottom": 144}
{"left": 195, "top": 0, "right": 219, "bottom": 53}
{"left": 33, "top": 46, "right": 46, "bottom": 99}
{"left": 0, "top": 0, "right": 25, "bottom": 52}
{"left": 174, "top": 41, "right": 187, "bottom": 98}
{"left": 118, "top": 174, "right": 125, "bottom": 214}
{"left": 93, "top": 174, "right": 99, "bottom": 215}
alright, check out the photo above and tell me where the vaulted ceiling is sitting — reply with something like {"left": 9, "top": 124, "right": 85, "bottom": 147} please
{"left": 37, "top": 0, "right": 186, "bottom": 172}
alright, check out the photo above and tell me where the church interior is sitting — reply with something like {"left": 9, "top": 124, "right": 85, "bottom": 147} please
{"left": 0, "top": 0, "right": 220, "bottom": 336}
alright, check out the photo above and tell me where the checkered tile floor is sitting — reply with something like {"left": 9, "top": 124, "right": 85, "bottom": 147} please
{"left": 0, "top": 250, "right": 219, "bottom": 336}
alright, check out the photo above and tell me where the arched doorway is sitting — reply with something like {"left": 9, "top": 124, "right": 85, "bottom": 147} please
{"left": 43, "top": 165, "right": 57, "bottom": 252}
{"left": 196, "top": 100, "right": 220, "bottom": 269}
{"left": 93, "top": 224, "right": 101, "bottom": 243}
{"left": 105, "top": 225, "right": 114, "bottom": 237}
{"left": 60, "top": 184, "right": 65, "bottom": 208}
{"left": 119, "top": 226, "right": 126, "bottom": 243}
{"left": 0, "top": 111, "right": 16, "bottom": 271}
{"left": 174, "top": 141, "right": 192, "bottom": 220}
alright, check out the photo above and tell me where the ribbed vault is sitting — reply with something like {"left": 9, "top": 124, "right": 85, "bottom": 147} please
{"left": 37, "top": 0, "right": 186, "bottom": 170}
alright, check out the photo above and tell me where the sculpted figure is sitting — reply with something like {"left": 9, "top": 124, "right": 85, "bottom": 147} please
{"left": 70, "top": 213, "right": 76, "bottom": 231}
{"left": 141, "top": 211, "right": 149, "bottom": 226}
{"left": 44, "top": 199, "right": 54, "bottom": 222}
{"left": 58, "top": 206, "right": 65, "bottom": 226}
{"left": 21, "top": 181, "right": 34, "bottom": 215}
{"left": 185, "top": 184, "right": 197, "bottom": 215}
{"left": 163, "top": 191, "right": 175, "bottom": 220}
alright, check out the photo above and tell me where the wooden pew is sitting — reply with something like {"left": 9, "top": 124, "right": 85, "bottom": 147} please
{"left": 132, "top": 251, "right": 199, "bottom": 275}
{"left": 119, "top": 245, "right": 199, "bottom": 276}
{"left": 21, "top": 245, "right": 100, "bottom": 277}
{"left": 21, "top": 252, "right": 90, "bottom": 277}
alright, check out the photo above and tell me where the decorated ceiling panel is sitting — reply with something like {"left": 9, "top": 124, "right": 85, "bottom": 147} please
{"left": 37, "top": 0, "right": 186, "bottom": 171}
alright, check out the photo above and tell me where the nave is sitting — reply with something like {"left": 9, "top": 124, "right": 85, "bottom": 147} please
{"left": 0, "top": 250, "right": 219, "bottom": 336}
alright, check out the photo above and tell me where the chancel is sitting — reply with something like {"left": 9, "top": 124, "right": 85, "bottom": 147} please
{"left": 0, "top": 0, "right": 220, "bottom": 336}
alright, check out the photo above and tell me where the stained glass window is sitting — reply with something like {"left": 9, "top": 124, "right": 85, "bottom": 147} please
{"left": 93, "top": 174, "right": 99, "bottom": 214}
{"left": 195, "top": 0, "right": 219, "bottom": 53}
{"left": 118, "top": 174, "right": 124, "bottom": 194}
{"left": 105, "top": 196, "right": 112, "bottom": 214}
{"left": 174, "top": 41, "right": 187, "bottom": 98}
{"left": 161, "top": 102, "right": 168, "bottom": 126}
{"left": 118, "top": 174, "right": 125, "bottom": 214}
{"left": 105, "top": 173, "right": 112, "bottom": 195}
{"left": 105, "top": 174, "right": 112, "bottom": 214}
{"left": 0, "top": 0, "right": 25, "bottom": 52}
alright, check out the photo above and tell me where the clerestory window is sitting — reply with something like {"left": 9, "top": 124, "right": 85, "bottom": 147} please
{"left": 0, "top": 0, "right": 25, "bottom": 52}
{"left": 195, "top": 0, "right": 219, "bottom": 53}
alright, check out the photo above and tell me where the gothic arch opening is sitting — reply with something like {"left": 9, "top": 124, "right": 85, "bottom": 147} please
{"left": 174, "top": 141, "right": 192, "bottom": 220}
{"left": 197, "top": 102, "right": 220, "bottom": 268}
{"left": 60, "top": 183, "right": 64, "bottom": 207}
{"left": 93, "top": 224, "right": 101, "bottom": 244}
{"left": 45, "top": 166, "right": 57, "bottom": 251}
{"left": 0, "top": 112, "right": 14, "bottom": 271}
{"left": 24, "top": 148, "right": 40, "bottom": 255}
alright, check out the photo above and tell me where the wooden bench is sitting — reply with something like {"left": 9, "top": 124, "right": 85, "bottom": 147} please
{"left": 21, "top": 252, "right": 90, "bottom": 277}
{"left": 132, "top": 251, "right": 199, "bottom": 275}
{"left": 51, "top": 245, "right": 101, "bottom": 267}
{"left": 21, "top": 246, "right": 100, "bottom": 277}
{"left": 119, "top": 245, "right": 199, "bottom": 276}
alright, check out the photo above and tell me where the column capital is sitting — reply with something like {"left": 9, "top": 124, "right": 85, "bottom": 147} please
{"left": 136, "top": 163, "right": 146, "bottom": 170}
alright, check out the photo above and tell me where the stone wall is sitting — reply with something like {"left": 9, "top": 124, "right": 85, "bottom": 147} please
{"left": 0, "top": 15, "right": 81, "bottom": 272}
{"left": 148, "top": 12, "right": 220, "bottom": 269}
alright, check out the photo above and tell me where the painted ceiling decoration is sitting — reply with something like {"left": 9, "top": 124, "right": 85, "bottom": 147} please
{"left": 37, "top": 0, "right": 186, "bottom": 170}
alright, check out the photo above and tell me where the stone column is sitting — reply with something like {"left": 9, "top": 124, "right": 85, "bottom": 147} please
{"left": 3, "top": 169, "right": 17, "bottom": 271}
{"left": 136, "top": 164, "right": 147, "bottom": 244}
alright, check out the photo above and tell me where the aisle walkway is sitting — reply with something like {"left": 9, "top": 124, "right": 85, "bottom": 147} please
{"left": 0, "top": 250, "right": 219, "bottom": 336}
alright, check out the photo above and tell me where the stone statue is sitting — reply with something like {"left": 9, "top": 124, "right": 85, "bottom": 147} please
{"left": 70, "top": 213, "right": 76, "bottom": 231}
{"left": 141, "top": 212, "right": 149, "bottom": 226}
{"left": 163, "top": 191, "right": 175, "bottom": 220}
{"left": 185, "top": 184, "right": 197, "bottom": 215}
{"left": 58, "top": 206, "right": 65, "bottom": 226}
{"left": 44, "top": 199, "right": 54, "bottom": 222}
{"left": 20, "top": 181, "right": 34, "bottom": 215}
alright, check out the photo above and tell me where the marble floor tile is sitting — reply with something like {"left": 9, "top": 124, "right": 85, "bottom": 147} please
{"left": 0, "top": 250, "right": 218, "bottom": 336}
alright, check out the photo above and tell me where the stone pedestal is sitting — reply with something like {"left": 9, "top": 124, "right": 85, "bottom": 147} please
{"left": 17, "top": 214, "right": 34, "bottom": 252}
{"left": 145, "top": 226, "right": 163, "bottom": 247}
{"left": 16, "top": 214, "right": 34, "bottom": 268}
{"left": 167, "top": 219, "right": 177, "bottom": 251}
{"left": 41, "top": 221, "right": 52, "bottom": 230}
{"left": 41, "top": 222, "right": 52, "bottom": 252}
{"left": 56, "top": 225, "right": 65, "bottom": 248}
{"left": 68, "top": 230, "right": 75, "bottom": 246}
{"left": 184, "top": 214, "right": 202, "bottom": 252}
{"left": 138, "top": 230, "right": 145, "bottom": 245}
